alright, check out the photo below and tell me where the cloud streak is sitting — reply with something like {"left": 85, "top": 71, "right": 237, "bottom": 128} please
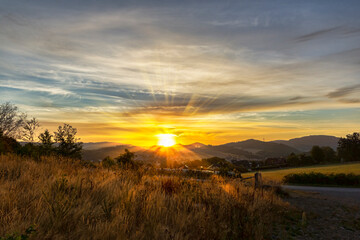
{"left": 1, "top": 0, "right": 360, "bottom": 144}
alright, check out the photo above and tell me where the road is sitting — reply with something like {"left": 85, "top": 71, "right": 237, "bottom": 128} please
{"left": 283, "top": 185, "right": 360, "bottom": 239}
{"left": 282, "top": 185, "right": 360, "bottom": 204}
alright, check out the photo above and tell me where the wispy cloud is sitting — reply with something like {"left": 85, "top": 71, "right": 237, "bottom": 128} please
{"left": 327, "top": 84, "right": 360, "bottom": 98}
{"left": 1, "top": 0, "right": 360, "bottom": 144}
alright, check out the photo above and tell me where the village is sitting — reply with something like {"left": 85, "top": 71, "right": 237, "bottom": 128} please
{"left": 154, "top": 157, "right": 288, "bottom": 177}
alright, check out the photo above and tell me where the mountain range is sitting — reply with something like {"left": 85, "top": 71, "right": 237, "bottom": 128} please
{"left": 82, "top": 135, "right": 339, "bottom": 162}
{"left": 271, "top": 135, "right": 339, "bottom": 152}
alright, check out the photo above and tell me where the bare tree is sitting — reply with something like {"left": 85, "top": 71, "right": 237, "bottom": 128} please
{"left": 22, "top": 117, "right": 40, "bottom": 142}
{"left": 0, "top": 102, "right": 26, "bottom": 139}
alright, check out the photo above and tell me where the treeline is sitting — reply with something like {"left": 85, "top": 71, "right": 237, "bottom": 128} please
{"left": 0, "top": 102, "right": 82, "bottom": 159}
{"left": 286, "top": 133, "right": 360, "bottom": 167}
{"left": 286, "top": 146, "right": 338, "bottom": 167}
{"left": 213, "top": 133, "right": 360, "bottom": 172}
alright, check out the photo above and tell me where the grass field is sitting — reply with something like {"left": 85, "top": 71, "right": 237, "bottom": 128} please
{"left": 242, "top": 162, "right": 360, "bottom": 182}
{"left": 0, "top": 154, "right": 289, "bottom": 239}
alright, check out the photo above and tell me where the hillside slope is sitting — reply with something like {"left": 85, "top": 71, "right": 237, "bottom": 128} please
{"left": 273, "top": 135, "right": 339, "bottom": 151}
{"left": 83, "top": 139, "right": 302, "bottom": 162}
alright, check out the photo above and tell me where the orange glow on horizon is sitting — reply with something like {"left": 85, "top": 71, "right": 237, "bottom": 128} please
{"left": 156, "top": 134, "right": 177, "bottom": 147}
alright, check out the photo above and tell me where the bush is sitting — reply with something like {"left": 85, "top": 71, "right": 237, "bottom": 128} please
{"left": 283, "top": 172, "right": 360, "bottom": 187}
{"left": 0, "top": 225, "right": 36, "bottom": 240}
{"left": 115, "top": 149, "right": 136, "bottom": 169}
{"left": 101, "top": 156, "right": 116, "bottom": 169}
{"left": 0, "top": 132, "right": 21, "bottom": 154}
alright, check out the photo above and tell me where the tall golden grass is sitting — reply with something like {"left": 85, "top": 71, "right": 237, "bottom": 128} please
{"left": 0, "top": 154, "right": 289, "bottom": 239}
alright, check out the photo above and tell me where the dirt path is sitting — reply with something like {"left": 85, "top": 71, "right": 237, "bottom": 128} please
{"left": 282, "top": 188, "right": 360, "bottom": 239}
{"left": 283, "top": 185, "right": 360, "bottom": 205}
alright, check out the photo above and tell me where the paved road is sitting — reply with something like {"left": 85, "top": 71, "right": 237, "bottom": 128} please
{"left": 283, "top": 185, "right": 360, "bottom": 204}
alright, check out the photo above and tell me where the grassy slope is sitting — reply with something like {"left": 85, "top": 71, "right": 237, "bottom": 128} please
{"left": 0, "top": 154, "right": 289, "bottom": 240}
{"left": 242, "top": 162, "right": 360, "bottom": 182}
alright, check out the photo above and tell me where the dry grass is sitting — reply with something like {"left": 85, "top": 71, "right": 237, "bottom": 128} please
{"left": 0, "top": 154, "right": 289, "bottom": 240}
{"left": 243, "top": 162, "right": 360, "bottom": 182}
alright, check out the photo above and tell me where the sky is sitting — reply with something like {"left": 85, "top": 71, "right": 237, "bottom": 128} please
{"left": 1, "top": 0, "right": 359, "bottom": 146}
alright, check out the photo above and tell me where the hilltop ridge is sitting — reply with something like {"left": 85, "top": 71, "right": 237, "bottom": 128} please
{"left": 82, "top": 135, "right": 339, "bottom": 162}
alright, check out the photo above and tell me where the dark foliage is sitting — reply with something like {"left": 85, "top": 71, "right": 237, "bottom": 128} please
{"left": 38, "top": 129, "right": 54, "bottom": 156}
{"left": 115, "top": 149, "right": 136, "bottom": 168}
{"left": 310, "top": 146, "right": 324, "bottom": 163}
{"left": 54, "top": 124, "right": 83, "bottom": 159}
{"left": 286, "top": 145, "right": 340, "bottom": 167}
{"left": 298, "top": 153, "right": 315, "bottom": 165}
{"left": 286, "top": 152, "right": 300, "bottom": 166}
{"left": 188, "top": 157, "right": 239, "bottom": 170}
{"left": 0, "top": 129, "right": 21, "bottom": 154}
{"left": 283, "top": 172, "right": 360, "bottom": 187}
{"left": 321, "top": 146, "right": 338, "bottom": 162}
{"left": 0, "top": 102, "right": 26, "bottom": 139}
{"left": 0, "top": 225, "right": 36, "bottom": 240}
{"left": 338, "top": 132, "right": 360, "bottom": 162}
{"left": 101, "top": 156, "right": 116, "bottom": 169}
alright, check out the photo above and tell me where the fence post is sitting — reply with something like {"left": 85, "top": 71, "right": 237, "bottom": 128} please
{"left": 254, "top": 172, "right": 262, "bottom": 189}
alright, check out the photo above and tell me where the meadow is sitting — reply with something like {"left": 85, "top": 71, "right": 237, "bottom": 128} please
{"left": 0, "top": 154, "right": 291, "bottom": 240}
{"left": 243, "top": 162, "right": 360, "bottom": 182}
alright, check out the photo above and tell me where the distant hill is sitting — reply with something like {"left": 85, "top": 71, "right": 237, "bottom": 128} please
{"left": 82, "top": 142, "right": 121, "bottom": 150}
{"left": 180, "top": 140, "right": 299, "bottom": 161}
{"left": 83, "top": 144, "right": 211, "bottom": 164}
{"left": 218, "top": 139, "right": 300, "bottom": 158}
{"left": 82, "top": 135, "right": 340, "bottom": 162}
{"left": 82, "top": 144, "right": 135, "bottom": 161}
{"left": 83, "top": 139, "right": 301, "bottom": 162}
{"left": 180, "top": 143, "right": 238, "bottom": 159}
{"left": 272, "top": 135, "right": 339, "bottom": 152}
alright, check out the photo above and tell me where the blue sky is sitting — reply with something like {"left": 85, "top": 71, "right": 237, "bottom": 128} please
{"left": 1, "top": 0, "right": 359, "bottom": 145}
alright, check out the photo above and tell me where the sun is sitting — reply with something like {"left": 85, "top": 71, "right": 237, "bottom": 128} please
{"left": 157, "top": 134, "right": 176, "bottom": 147}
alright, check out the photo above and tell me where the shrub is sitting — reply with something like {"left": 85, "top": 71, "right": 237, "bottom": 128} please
{"left": 115, "top": 149, "right": 136, "bottom": 168}
{"left": 161, "top": 178, "right": 180, "bottom": 195}
{"left": 0, "top": 225, "right": 36, "bottom": 240}
{"left": 101, "top": 156, "right": 116, "bottom": 169}
{"left": 283, "top": 172, "right": 360, "bottom": 186}
{"left": 0, "top": 131, "right": 21, "bottom": 154}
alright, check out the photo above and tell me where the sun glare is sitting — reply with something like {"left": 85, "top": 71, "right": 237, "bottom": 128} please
{"left": 157, "top": 134, "right": 176, "bottom": 147}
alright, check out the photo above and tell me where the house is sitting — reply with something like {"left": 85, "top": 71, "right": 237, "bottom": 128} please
{"left": 178, "top": 165, "right": 189, "bottom": 172}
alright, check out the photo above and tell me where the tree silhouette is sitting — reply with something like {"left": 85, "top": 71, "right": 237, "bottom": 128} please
{"left": 287, "top": 152, "right": 299, "bottom": 166}
{"left": 0, "top": 102, "right": 26, "bottom": 139}
{"left": 338, "top": 132, "right": 360, "bottom": 162}
{"left": 39, "top": 129, "right": 54, "bottom": 156}
{"left": 115, "top": 149, "right": 135, "bottom": 167}
{"left": 310, "top": 146, "right": 324, "bottom": 163}
{"left": 22, "top": 117, "right": 40, "bottom": 143}
{"left": 321, "top": 146, "right": 337, "bottom": 162}
{"left": 54, "top": 124, "right": 82, "bottom": 159}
